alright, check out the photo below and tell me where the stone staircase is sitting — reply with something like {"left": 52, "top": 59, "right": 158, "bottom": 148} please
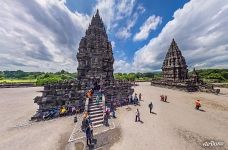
{"left": 88, "top": 92, "right": 104, "bottom": 127}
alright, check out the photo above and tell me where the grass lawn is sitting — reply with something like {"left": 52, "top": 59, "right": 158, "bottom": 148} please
{"left": 0, "top": 79, "right": 36, "bottom": 83}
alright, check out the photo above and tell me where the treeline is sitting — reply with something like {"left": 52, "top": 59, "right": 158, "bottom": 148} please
{"left": 0, "top": 70, "right": 76, "bottom": 86}
{"left": 195, "top": 69, "right": 228, "bottom": 83}
{"left": 114, "top": 72, "right": 161, "bottom": 81}
{"left": 1, "top": 69, "right": 228, "bottom": 85}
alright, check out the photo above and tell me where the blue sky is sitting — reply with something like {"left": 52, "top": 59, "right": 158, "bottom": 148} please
{"left": 0, "top": 0, "right": 228, "bottom": 72}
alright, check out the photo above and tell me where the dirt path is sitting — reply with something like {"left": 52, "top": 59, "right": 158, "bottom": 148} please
{"left": 0, "top": 87, "right": 74, "bottom": 150}
{"left": 111, "top": 82, "right": 228, "bottom": 150}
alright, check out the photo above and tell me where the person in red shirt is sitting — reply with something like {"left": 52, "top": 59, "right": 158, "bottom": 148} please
{"left": 195, "top": 100, "right": 201, "bottom": 110}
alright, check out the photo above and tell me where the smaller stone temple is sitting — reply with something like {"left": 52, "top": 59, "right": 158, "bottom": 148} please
{"left": 162, "top": 39, "right": 188, "bottom": 81}
{"left": 151, "top": 39, "right": 219, "bottom": 93}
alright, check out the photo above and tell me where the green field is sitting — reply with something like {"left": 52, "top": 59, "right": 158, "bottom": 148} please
{"left": 0, "top": 79, "right": 36, "bottom": 83}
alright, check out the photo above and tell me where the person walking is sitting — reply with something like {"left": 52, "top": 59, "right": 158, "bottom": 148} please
{"left": 139, "top": 93, "right": 142, "bottom": 101}
{"left": 149, "top": 102, "right": 153, "bottom": 113}
{"left": 135, "top": 108, "right": 140, "bottom": 122}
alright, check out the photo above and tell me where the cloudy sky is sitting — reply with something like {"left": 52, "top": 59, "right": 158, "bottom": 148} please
{"left": 0, "top": 0, "right": 228, "bottom": 72}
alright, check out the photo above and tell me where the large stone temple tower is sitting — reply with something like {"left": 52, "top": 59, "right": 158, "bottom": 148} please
{"left": 77, "top": 10, "right": 114, "bottom": 84}
{"left": 162, "top": 39, "right": 188, "bottom": 81}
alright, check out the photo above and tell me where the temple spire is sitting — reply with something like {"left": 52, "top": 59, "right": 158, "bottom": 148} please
{"left": 90, "top": 9, "right": 105, "bottom": 30}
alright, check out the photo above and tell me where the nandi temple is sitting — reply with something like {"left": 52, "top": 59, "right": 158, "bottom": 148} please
{"left": 32, "top": 10, "right": 134, "bottom": 125}
{"left": 151, "top": 39, "right": 219, "bottom": 94}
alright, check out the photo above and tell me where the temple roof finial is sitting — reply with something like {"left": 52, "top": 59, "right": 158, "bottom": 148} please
{"left": 96, "top": 9, "right": 99, "bottom": 16}
{"left": 172, "top": 38, "right": 176, "bottom": 44}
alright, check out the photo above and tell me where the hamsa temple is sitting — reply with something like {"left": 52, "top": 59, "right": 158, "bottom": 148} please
{"left": 32, "top": 10, "right": 134, "bottom": 125}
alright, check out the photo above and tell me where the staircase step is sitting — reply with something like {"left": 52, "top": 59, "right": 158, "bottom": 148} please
{"left": 89, "top": 107, "right": 102, "bottom": 112}
{"left": 90, "top": 113, "right": 103, "bottom": 119}
{"left": 89, "top": 105, "right": 102, "bottom": 109}
{"left": 89, "top": 102, "right": 103, "bottom": 105}
{"left": 89, "top": 110, "right": 103, "bottom": 115}
{"left": 91, "top": 116, "right": 104, "bottom": 122}
{"left": 92, "top": 120, "right": 103, "bottom": 126}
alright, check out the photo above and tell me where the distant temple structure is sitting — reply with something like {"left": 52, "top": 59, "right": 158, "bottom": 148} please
{"left": 151, "top": 39, "right": 219, "bottom": 93}
{"left": 162, "top": 39, "right": 188, "bottom": 81}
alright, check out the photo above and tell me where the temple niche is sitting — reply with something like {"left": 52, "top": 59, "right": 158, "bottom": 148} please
{"left": 151, "top": 39, "right": 219, "bottom": 94}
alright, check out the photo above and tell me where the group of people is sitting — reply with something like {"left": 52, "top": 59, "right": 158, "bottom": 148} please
{"left": 134, "top": 94, "right": 203, "bottom": 123}
{"left": 82, "top": 112, "right": 94, "bottom": 146}
{"left": 160, "top": 95, "right": 168, "bottom": 102}
{"left": 129, "top": 93, "right": 142, "bottom": 105}
{"left": 31, "top": 105, "right": 78, "bottom": 121}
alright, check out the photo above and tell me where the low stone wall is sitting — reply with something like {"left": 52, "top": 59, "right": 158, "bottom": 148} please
{"left": 151, "top": 81, "right": 198, "bottom": 92}
{"left": 151, "top": 80, "right": 220, "bottom": 94}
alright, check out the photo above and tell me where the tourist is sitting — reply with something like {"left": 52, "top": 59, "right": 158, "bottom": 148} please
{"left": 134, "top": 93, "right": 138, "bottom": 105}
{"left": 60, "top": 106, "right": 67, "bottom": 116}
{"left": 164, "top": 95, "right": 167, "bottom": 102}
{"left": 139, "top": 93, "right": 142, "bottom": 101}
{"left": 81, "top": 112, "right": 88, "bottom": 131}
{"left": 195, "top": 100, "right": 201, "bottom": 110}
{"left": 110, "top": 100, "right": 116, "bottom": 118}
{"left": 160, "top": 95, "right": 164, "bottom": 101}
{"left": 149, "top": 102, "right": 153, "bottom": 113}
{"left": 87, "top": 115, "right": 93, "bottom": 139}
{"left": 86, "top": 126, "right": 92, "bottom": 146}
{"left": 104, "top": 108, "right": 109, "bottom": 126}
{"left": 135, "top": 108, "right": 140, "bottom": 122}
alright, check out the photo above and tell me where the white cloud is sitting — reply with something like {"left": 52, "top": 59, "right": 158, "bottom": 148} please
{"left": 116, "top": 12, "right": 139, "bottom": 39}
{"left": 111, "top": 41, "right": 116, "bottom": 49}
{"left": 94, "top": 0, "right": 136, "bottom": 31}
{"left": 0, "top": 0, "right": 90, "bottom": 72}
{"left": 114, "top": 60, "right": 133, "bottom": 73}
{"left": 133, "top": 0, "right": 228, "bottom": 71}
{"left": 115, "top": 3, "right": 146, "bottom": 40}
{"left": 133, "top": 15, "right": 162, "bottom": 41}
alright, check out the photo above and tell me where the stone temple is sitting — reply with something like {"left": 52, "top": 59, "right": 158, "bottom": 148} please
{"left": 162, "top": 39, "right": 188, "bottom": 81}
{"left": 151, "top": 39, "right": 219, "bottom": 94}
{"left": 77, "top": 10, "right": 114, "bottom": 87}
{"left": 31, "top": 10, "right": 134, "bottom": 122}
{"left": 77, "top": 9, "right": 134, "bottom": 104}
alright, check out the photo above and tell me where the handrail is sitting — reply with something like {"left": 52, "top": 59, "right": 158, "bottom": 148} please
{"left": 102, "top": 93, "right": 106, "bottom": 120}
